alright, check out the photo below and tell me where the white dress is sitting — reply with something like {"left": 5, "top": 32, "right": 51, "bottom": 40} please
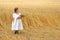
{"left": 12, "top": 13, "right": 23, "bottom": 30}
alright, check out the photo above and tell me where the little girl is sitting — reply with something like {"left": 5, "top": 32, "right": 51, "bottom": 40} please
{"left": 12, "top": 8, "right": 23, "bottom": 34}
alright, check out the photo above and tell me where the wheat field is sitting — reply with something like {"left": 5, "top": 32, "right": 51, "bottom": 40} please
{"left": 0, "top": 5, "right": 60, "bottom": 40}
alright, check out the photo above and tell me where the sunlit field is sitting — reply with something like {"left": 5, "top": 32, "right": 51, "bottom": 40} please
{"left": 0, "top": 0, "right": 60, "bottom": 40}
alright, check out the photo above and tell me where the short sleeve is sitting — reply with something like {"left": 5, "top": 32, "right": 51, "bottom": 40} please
{"left": 13, "top": 13, "right": 18, "bottom": 19}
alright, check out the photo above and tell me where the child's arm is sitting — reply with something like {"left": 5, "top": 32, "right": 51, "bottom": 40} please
{"left": 17, "top": 16, "right": 22, "bottom": 19}
{"left": 12, "top": 18, "right": 14, "bottom": 21}
{"left": 17, "top": 14, "right": 25, "bottom": 19}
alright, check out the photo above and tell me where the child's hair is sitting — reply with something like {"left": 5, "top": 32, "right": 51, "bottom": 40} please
{"left": 14, "top": 7, "right": 18, "bottom": 13}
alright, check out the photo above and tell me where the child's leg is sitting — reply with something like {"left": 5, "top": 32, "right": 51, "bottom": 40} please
{"left": 19, "top": 30, "right": 23, "bottom": 34}
{"left": 14, "top": 30, "right": 19, "bottom": 34}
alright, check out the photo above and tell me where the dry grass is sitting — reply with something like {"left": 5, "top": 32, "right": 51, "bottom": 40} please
{"left": 0, "top": 7, "right": 60, "bottom": 40}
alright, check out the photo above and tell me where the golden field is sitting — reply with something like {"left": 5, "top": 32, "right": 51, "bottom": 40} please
{"left": 0, "top": 6, "right": 60, "bottom": 40}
